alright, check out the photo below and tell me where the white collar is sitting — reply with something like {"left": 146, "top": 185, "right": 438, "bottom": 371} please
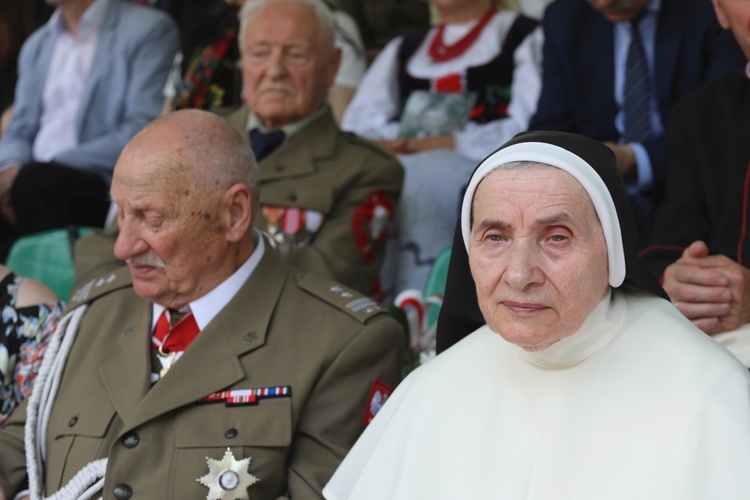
{"left": 152, "top": 231, "right": 266, "bottom": 331}
{"left": 509, "top": 288, "right": 625, "bottom": 369}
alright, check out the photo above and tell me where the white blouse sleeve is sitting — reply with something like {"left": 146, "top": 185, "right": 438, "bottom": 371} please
{"left": 340, "top": 37, "right": 404, "bottom": 141}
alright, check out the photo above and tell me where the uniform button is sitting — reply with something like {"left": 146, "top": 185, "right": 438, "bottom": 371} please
{"left": 288, "top": 194, "right": 297, "bottom": 202}
{"left": 68, "top": 416, "right": 78, "bottom": 427}
{"left": 121, "top": 432, "right": 140, "bottom": 448}
{"left": 225, "top": 428, "right": 238, "bottom": 439}
{"left": 275, "top": 164, "right": 284, "bottom": 172}
{"left": 113, "top": 484, "right": 133, "bottom": 500}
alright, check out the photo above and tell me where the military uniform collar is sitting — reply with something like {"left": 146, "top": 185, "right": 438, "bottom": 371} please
{"left": 246, "top": 105, "right": 330, "bottom": 141}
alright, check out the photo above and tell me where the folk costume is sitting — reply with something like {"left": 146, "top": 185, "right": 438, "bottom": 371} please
{"left": 324, "top": 131, "right": 750, "bottom": 499}
{"left": 341, "top": 8, "right": 543, "bottom": 300}
{"left": 0, "top": 233, "right": 405, "bottom": 499}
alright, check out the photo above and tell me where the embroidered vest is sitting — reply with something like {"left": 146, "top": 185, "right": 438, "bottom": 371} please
{"left": 396, "top": 14, "right": 539, "bottom": 125}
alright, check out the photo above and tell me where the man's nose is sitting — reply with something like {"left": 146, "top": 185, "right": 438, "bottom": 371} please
{"left": 114, "top": 219, "right": 147, "bottom": 261}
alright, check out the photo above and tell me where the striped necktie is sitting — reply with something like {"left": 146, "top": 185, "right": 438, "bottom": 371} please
{"left": 623, "top": 18, "right": 652, "bottom": 144}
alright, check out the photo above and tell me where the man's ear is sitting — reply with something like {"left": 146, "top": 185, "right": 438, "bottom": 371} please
{"left": 223, "top": 183, "right": 253, "bottom": 243}
{"left": 711, "top": 0, "right": 731, "bottom": 30}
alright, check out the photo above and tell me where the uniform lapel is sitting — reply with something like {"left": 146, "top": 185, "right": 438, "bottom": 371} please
{"left": 123, "top": 243, "right": 290, "bottom": 430}
{"left": 260, "top": 110, "right": 339, "bottom": 182}
{"left": 98, "top": 297, "right": 153, "bottom": 425}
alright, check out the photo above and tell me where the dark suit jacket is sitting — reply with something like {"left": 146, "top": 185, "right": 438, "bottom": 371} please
{"left": 641, "top": 71, "right": 750, "bottom": 279}
{"left": 0, "top": 240, "right": 405, "bottom": 498}
{"left": 529, "top": 0, "right": 744, "bottom": 192}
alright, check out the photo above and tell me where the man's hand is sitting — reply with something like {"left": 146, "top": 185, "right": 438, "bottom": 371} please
{"left": 602, "top": 141, "right": 636, "bottom": 178}
{"left": 662, "top": 241, "right": 750, "bottom": 334}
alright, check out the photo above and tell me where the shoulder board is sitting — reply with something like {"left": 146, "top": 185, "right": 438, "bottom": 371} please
{"left": 66, "top": 266, "right": 133, "bottom": 311}
{"left": 296, "top": 274, "right": 387, "bottom": 324}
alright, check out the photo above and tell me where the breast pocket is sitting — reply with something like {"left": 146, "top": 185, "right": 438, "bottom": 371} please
{"left": 172, "top": 397, "right": 292, "bottom": 499}
{"left": 48, "top": 395, "right": 118, "bottom": 491}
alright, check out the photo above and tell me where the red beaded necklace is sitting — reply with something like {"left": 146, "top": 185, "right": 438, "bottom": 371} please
{"left": 428, "top": 8, "right": 497, "bottom": 63}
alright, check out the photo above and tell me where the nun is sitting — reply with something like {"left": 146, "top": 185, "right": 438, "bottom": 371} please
{"left": 323, "top": 131, "right": 750, "bottom": 499}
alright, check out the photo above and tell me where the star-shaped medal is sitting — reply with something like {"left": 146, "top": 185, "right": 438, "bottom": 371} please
{"left": 197, "top": 448, "right": 259, "bottom": 500}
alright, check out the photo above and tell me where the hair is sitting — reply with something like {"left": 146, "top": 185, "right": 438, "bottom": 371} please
{"left": 238, "top": 0, "right": 336, "bottom": 54}
{"left": 0, "top": 0, "right": 35, "bottom": 71}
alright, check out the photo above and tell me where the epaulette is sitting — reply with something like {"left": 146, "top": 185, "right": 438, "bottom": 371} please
{"left": 65, "top": 266, "right": 133, "bottom": 311}
{"left": 296, "top": 274, "right": 387, "bottom": 324}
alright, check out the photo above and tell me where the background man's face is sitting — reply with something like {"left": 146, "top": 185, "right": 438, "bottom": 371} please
{"left": 587, "top": 0, "right": 651, "bottom": 23}
{"left": 240, "top": 2, "right": 339, "bottom": 129}
{"left": 468, "top": 166, "right": 610, "bottom": 352}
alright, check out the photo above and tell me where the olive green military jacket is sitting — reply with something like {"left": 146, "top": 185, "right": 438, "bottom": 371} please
{"left": 0, "top": 243, "right": 405, "bottom": 499}
{"left": 226, "top": 107, "right": 404, "bottom": 296}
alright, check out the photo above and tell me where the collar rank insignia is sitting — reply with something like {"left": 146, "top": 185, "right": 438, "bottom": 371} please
{"left": 197, "top": 448, "right": 258, "bottom": 500}
{"left": 199, "top": 386, "right": 291, "bottom": 406}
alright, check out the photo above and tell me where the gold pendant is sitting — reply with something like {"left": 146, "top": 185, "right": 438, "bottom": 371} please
{"left": 159, "top": 351, "right": 176, "bottom": 378}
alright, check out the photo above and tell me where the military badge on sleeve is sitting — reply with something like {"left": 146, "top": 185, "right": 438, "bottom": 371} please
{"left": 351, "top": 188, "right": 395, "bottom": 263}
{"left": 197, "top": 448, "right": 259, "bottom": 500}
{"left": 363, "top": 379, "right": 393, "bottom": 428}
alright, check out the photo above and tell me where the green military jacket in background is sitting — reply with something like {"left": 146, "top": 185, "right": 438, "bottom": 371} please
{"left": 225, "top": 107, "right": 404, "bottom": 296}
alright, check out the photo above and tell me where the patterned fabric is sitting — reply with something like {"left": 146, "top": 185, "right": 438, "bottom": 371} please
{"left": 175, "top": 28, "right": 239, "bottom": 111}
{"left": 0, "top": 272, "right": 64, "bottom": 426}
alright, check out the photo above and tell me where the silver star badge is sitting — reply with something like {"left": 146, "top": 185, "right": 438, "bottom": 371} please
{"left": 197, "top": 448, "right": 259, "bottom": 500}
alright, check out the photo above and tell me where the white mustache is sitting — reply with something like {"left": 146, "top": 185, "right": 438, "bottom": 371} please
{"left": 127, "top": 252, "right": 166, "bottom": 269}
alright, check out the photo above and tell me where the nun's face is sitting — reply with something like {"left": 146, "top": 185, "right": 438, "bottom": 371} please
{"left": 468, "top": 166, "right": 610, "bottom": 352}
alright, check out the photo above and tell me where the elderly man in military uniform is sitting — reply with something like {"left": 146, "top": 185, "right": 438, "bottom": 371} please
{"left": 75, "top": 0, "right": 403, "bottom": 299}
{"left": 0, "top": 109, "right": 404, "bottom": 499}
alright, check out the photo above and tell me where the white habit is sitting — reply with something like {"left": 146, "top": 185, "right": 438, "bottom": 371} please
{"left": 324, "top": 287, "right": 750, "bottom": 499}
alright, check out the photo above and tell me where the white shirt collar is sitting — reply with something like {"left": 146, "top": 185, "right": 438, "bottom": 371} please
{"left": 152, "top": 230, "right": 266, "bottom": 331}
{"left": 47, "top": 0, "right": 109, "bottom": 36}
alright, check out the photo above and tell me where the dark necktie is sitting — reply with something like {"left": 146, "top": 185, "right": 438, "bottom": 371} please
{"left": 623, "top": 18, "right": 652, "bottom": 144}
{"left": 250, "top": 128, "right": 285, "bottom": 161}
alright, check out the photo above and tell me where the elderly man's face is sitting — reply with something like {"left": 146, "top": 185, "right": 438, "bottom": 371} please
{"left": 468, "top": 166, "right": 610, "bottom": 351}
{"left": 240, "top": 2, "right": 340, "bottom": 129}
{"left": 111, "top": 130, "right": 233, "bottom": 309}
{"left": 713, "top": 0, "right": 750, "bottom": 61}
{"left": 587, "top": 0, "right": 651, "bottom": 23}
